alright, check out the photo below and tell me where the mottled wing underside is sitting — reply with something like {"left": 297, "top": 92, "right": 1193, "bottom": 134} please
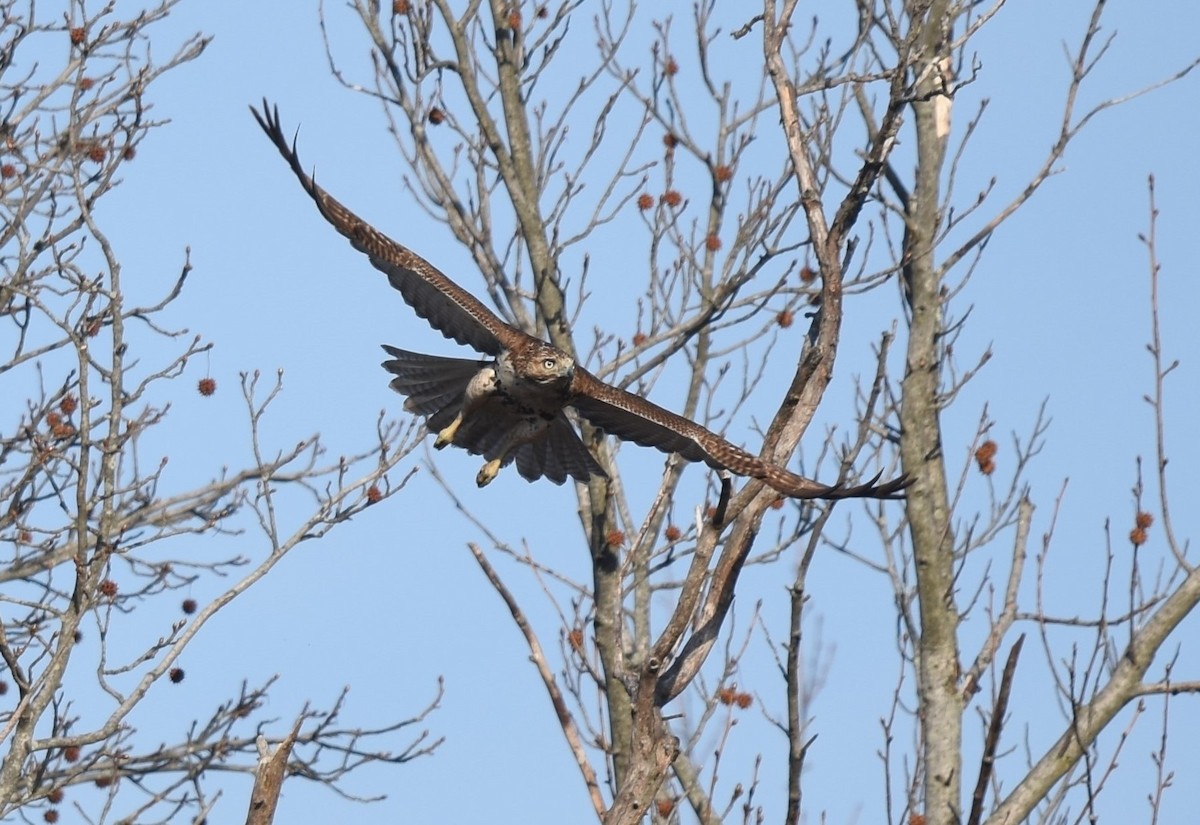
{"left": 252, "top": 101, "right": 524, "bottom": 357}
{"left": 569, "top": 369, "right": 908, "bottom": 500}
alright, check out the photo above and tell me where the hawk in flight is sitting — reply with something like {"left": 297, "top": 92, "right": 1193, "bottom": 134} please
{"left": 252, "top": 102, "right": 907, "bottom": 500}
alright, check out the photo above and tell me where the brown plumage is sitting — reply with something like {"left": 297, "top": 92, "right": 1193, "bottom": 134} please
{"left": 252, "top": 101, "right": 909, "bottom": 499}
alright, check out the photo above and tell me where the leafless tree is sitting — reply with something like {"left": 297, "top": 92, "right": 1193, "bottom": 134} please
{"left": 0, "top": 2, "right": 441, "bottom": 822}
{"left": 300, "top": 1, "right": 1199, "bottom": 824}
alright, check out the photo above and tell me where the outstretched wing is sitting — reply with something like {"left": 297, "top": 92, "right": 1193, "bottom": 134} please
{"left": 569, "top": 369, "right": 909, "bottom": 500}
{"left": 252, "top": 100, "right": 525, "bottom": 357}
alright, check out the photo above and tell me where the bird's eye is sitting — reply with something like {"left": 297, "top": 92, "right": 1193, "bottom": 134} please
{"left": 543, "top": 358, "right": 556, "bottom": 370}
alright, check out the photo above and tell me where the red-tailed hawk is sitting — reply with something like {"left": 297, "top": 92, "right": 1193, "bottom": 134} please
{"left": 253, "top": 102, "right": 907, "bottom": 500}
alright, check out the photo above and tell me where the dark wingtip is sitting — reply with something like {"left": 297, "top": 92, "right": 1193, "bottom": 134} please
{"left": 250, "top": 98, "right": 319, "bottom": 201}
{"left": 827, "top": 470, "right": 913, "bottom": 500}
{"left": 249, "top": 98, "right": 285, "bottom": 148}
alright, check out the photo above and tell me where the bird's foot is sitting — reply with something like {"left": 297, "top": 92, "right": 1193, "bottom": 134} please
{"left": 434, "top": 415, "right": 463, "bottom": 450}
{"left": 476, "top": 459, "right": 503, "bottom": 487}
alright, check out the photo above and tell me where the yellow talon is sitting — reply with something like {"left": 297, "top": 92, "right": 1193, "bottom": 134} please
{"left": 434, "top": 414, "right": 463, "bottom": 449}
{"left": 476, "top": 458, "right": 503, "bottom": 487}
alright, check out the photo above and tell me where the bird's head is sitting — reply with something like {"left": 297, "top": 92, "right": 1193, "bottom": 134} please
{"left": 519, "top": 343, "right": 575, "bottom": 385}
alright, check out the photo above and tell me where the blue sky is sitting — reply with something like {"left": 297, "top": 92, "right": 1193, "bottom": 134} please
{"left": 18, "top": 1, "right": 1200, "bottom": 822}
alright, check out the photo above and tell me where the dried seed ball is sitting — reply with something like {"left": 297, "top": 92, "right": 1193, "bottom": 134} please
{"left": 974, "top": 440, "right": 997, "bottom": 474}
